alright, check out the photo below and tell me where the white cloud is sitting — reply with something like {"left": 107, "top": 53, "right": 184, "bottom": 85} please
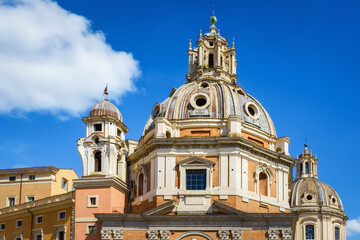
{"left": 348, "top": 217, "right": 360, "bottom": 237}
{"left": 0, "top": 0, "right": 140, "bottom": 117}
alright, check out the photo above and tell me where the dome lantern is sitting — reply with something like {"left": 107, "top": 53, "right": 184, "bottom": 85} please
{"left": 295, "top": 143, "right": 318, "bottom": 179}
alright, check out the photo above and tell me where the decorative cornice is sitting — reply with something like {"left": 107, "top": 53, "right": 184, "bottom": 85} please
{"left": 128, "top": 136, "right": 294, "bottom": 167}
{"left": 73, "top": 177, "right": 129, "bottom": 194}
{"left": 0, "top": 192, "right": 74, "bottom": 216}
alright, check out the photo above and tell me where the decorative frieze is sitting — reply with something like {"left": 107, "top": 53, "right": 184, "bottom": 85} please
{"left": 101, "top": 229, "right": 112, "bottom": 240}
{"left": 218, "top": 230, "right": 230, "bottom": 240}
{"left": 282, "top": 228, "right": 292, "bottom": 240}
{"left": 268, "top": 229, "right": 279, "bottom": 240}
{"left": 159, "top": 230, "right": 170, "bottom": 240}
{"left": 231, "top": 230, "right": 242, "bottom": 240}
{"left": 113, "top": 229, "right": 123, "bottom": 240}
{"left": 147, "top": 230, "right": 158, "bottom": 240}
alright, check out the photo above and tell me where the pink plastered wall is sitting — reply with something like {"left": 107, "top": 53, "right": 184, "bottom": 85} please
{"left": 75, "top": 186, "right": 127, "bottom": 240}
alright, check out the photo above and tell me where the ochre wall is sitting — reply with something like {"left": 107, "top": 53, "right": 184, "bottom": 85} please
{"left": 242, "top": 132, "right": 269, "bottom": 149}
{"left": 214, "top": 195, "right": 282, "bottom": 213}
{"left": 0, "top": 204, "right": 73, "bottom": 240}
{"left": 180, "top": 128, "right": 220, "bottom": 137}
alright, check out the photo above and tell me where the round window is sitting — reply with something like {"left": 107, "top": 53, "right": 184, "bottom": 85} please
{"left": 244, "top": 102, "right": 260, "bottom": 119}
{"left": 190, "top": 93, "right": 210, "bottom": 110}
{"left": 152, "top": 104, "right": 160, "bottom": 118}
{"left": 200, "top": 82, "right": 209, "bottom": 88}
{"left": 332, "top": 197, "right": 336, "bottom": 204}
{"left": 306, "top": 195, "right": 313, "bottom": 201}
{"left": 196, "top": 98, "right": 207, "bottom": 107}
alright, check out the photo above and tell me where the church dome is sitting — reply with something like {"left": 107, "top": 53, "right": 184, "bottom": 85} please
{"left": 290, "top": 177, "right": 344, "bottom": 213}
{"left": 90, "top": 100, "right": 123, "bottom": 122}
{"left": 143, "top": 80, "right": 276, "bottom": 136}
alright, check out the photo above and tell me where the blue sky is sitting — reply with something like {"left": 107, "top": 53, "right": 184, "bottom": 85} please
{"left": 0, "top": 0, "right": 359, "bottom": 236}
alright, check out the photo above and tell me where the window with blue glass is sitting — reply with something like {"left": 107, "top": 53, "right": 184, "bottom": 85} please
{"left": 186, "top": 169, "right": 206, "bottom": 190}
{"left": 305, "top": 162, "right": 309, "bottom": 174}
{"left": 335, "top": 227, "right": 340, "bottom": 240}
{"left": 305, "top": 225, "right": 314, "bottom": 240}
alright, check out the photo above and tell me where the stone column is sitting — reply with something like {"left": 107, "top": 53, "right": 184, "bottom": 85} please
{"left": 268, "top": 229, "right": 279, "bottom": 240}
{"left": 147, "top": 230, "right": 158, "bottom": 240}
{"left": 218, "top": 230, "right": 230, "bottom": 240}
{"left": 281, "top": 228, "right": 292, "bottom": 240}
{"left": 159, "top": 230, "right": 170, "bottom": 240}
{"left": 231, "top": 230, "right": 242, "bottom": 240}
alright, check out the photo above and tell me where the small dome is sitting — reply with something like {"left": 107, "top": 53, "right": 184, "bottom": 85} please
{"left": 142, "top": 81, "right": 276, "bottom": 136}
{"left": 290, "top": 177, "right": 344, "bottom": 213}
{"left": 90, "top": 100, "right": 123, "bottom": 122}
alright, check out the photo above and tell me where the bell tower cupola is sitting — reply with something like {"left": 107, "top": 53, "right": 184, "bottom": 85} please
{"left": 295, "top": 143, "right": 318, "bottom": 179}
{"left": 186, "top": 10, "right": 237, "bottom": 84}
{"left": 77, "top": 88, "right": 128, "bottom": 181}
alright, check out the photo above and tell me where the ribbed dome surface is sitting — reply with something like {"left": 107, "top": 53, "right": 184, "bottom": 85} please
{"left": 143, "top": 81, "right": 276, "bottom": 136}
{"left": 290, "top": 177, "right": 344, "bottom": 212}
{"left": 90, "top": 100, "right": 123, "bottom": 122}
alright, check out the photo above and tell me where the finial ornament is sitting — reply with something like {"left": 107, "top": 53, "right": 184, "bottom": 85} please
{"left": 304, "top": 138, "right": 308, "bottom": 149}
{"left": 104, "top": 84, "right": 109, "bottom": 101}
{"left": 189, "top": 39, "right": 192, "bottom": 50}
{"left": 210, "top": 5, "right": 217, "bottom": 32}
{"left": 232, "top": 38, "right": 235, "bottom": 49}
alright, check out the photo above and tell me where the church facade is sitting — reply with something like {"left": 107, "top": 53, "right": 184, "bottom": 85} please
{"left": 0, "top": 11, "right": 347, "bottom": 240}
{"left": 74, "top": 13, "right": 347, "bottom": 240}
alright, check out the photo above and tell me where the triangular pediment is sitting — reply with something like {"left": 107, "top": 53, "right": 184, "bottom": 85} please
{"left": 177, "top": 156, "right": 215, "bottom": 166}
{"left": 212, "top": 200, "right": 247, "bottom": 215}
{"left": 142, "top": 200, "right": 177, "bottom": 216}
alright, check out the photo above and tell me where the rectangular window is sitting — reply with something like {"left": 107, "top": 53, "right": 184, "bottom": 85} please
{"left": 58, "top": 211, "right": 66, "bottom": 220}
{"left": 36, "top": 235, "right": 42, "bottom": 240}
{"left": 61, "top": 178, "right": 68, "bottom": 191}
{"left": 58, "top": 231, "right": 65, "bottom": 240}
{"left": 305, "top": 225, "right": 314, "bottom": 240}
{"left": 9, "top": 176, "right": 16, "bottom": 181}
{"left": 29, "top": 175, "right": 35, "bottom": 180}
{"left": 35, "top": 215, "right": 43, "bottom": 224}
{"left": 16, "top": 219, "right": 22, "bottom": 228}
{"left": 7, "top": 197, "right": 15, "bottom": 206}
{"left": 117, "top": 128, "right": 121, "bottom": 137}
{"left": 186, "top": 169, "right": 206, "bottom": 190}
{"left": 26, "top": 196, "right": 35, "bottom": 202}
{"left": 94, "top": 123, "right": 102, "bottom": 132}
{"left": 88, "top": 225, "right": 96, "bottom": 234}
{"left": 0, "top": 223, "right": 5, "bottom": 230}
{"left": 335, "top": 227, "right": 340, "bottom": 240}
{"left": 87, "top": 195, "right": 98, "bottom": 207}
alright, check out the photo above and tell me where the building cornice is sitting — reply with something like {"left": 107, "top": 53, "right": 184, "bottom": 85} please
{"left": 73, "top": 177, "right": 129, "bottom": 194}
{"left": 128, "top": 136, "right": 294, "bottom": 167}
{"left": 0, "top": 192, "right": 74, "bottom": 218}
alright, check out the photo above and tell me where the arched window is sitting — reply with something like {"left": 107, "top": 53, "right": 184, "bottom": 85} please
{"left": 138, "top": 173, "right": 144, "bottom": 196}
{"left": 300, "top": 162, "right": 303, "bottom": 174}
{"left": 94, "top": 151, "right": 102, "bottom": 172}
{"left": 335, "top": 227, "right": 340, "bottom": 240}
{"left": 208, "top": 53, "right": 214, "bottom": 68}
{"left": 305, "top": 162, "right": 309, "bottom": 174}
{"left": 305, "top": 225, "right": 314, "bottom": 240}
{"left": 259, "top": 172, "right": 268, "bottom": 196}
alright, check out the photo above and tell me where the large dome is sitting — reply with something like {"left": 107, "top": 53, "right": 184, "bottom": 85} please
{"left": 143, "top": 80, "right": 276, "bottom": 137}
{"left": 290, "top": 177, "right": 344, "bottom": 213}
{"left": 90, "top": 100, "right": 123, "bottom": 122}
